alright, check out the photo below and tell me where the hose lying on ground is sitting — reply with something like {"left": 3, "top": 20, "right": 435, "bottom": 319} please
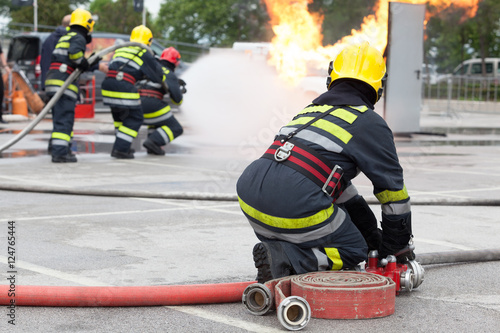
{"left": 1, "top": 249, "right": 499, "bottom": 307}
{"left": 1, "top": 182, "right": 500, "bottom": 206}
{"left": 0, "top": 42, "right": 155, "bottom": 153}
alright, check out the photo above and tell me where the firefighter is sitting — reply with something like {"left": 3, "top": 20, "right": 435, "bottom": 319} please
{"left": 236, "top": 42, "right": 414, "bottom": 283}
{"left": 45, "top": 8, "right": 96, "bottom": 163}
{"left": 139, "top": 47, "right": 185, "bottom": 155}
{"left": 101, "top": 25, "right": 163, "bottom": 159}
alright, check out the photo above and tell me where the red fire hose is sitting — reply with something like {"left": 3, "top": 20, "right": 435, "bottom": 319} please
{"left": 0, "top": 282, "right": 254, "bottom": 307}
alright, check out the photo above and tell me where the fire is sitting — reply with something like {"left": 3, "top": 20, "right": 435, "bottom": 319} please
{"left": 264, "top": 0, "right": 480, "bottom": 84}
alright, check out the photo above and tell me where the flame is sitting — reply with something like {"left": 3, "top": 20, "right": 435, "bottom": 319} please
{"left": 264, "top": 0, "right": 480, "bottom": 84}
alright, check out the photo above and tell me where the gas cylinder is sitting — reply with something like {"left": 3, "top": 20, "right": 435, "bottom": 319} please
{"left": 12, "top": 90, "right": 28, "bottom": 117}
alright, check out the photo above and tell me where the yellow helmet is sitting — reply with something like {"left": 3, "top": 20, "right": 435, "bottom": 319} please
{"left": 327, "top": 41, "right": 386, "bottom": 100}
{"left": 130, "top": 25, "right": 153, "bottom": 46}
{"left": 70, "top": 8, "right": 94, "bottom": 33}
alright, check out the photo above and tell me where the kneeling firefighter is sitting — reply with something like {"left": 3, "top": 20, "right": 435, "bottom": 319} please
{"left": 45, "top": 8, "right": 97, "bottom": 163}
{"left": 236, "top": 42, "right": 414, "bottom": 283}
{"left": 101, "top": 25, "right": 163, "bottom": 159}
{"left": 139, "top": 47, "right": 185, "bottom": 155}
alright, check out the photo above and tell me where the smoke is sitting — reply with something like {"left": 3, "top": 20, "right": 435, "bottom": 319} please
{"left": 179, "top": 49, "right": 321, "bottom": 148}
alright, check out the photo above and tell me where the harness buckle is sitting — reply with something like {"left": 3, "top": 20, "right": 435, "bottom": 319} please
{"left": 116, "top": 71, "right": 124, "bottom": 81}
{"left": 322, "top": 165, "right": 343, "bottom": 196}
{"left": 59, "top": 63, "right": 67, "bottom": 73}
{"left": 274, "top": 142, "right": 294, "bottom": 162}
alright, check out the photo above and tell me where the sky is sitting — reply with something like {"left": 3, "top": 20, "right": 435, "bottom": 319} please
{"left": 144, "top": 0, "right": 162, "bottom": 18}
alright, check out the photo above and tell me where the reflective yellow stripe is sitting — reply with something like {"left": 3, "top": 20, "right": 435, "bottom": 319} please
{"left": 113, "top": 121, "right": 122, "bottom": 128}
{"left": 375, "top": 185, "right": 409, "bottom": 204}
{"left": 238, "top": 197, "right": 334, "bottom": 229}
{"left": 161, "top": 125, "right": 174, "bottom": 142}
{"left": 324, "top": 247, "right": 343, "bottom": 270}
{"left": 298, "top": 104, "right": 332, "bottom": 115}
{"left": 118, "top": 126, "right": 138, "bottom": 138}
{"left": 287, "top": 117, "right": 352, "bottom": 144}
{"left": 144, "top": 105, "right": 170, "bottom": 118}
{"left": 113, "top": 47, "right": 145, "bottom": 66}
{"left": 331, "top": 108, "right": 357, "bottom": 124}
{"left": 102, "top": 90, "right": 140, "bottom": 99}
{"left": 51, "top": 132, "right": 71, "bottom": 142}
{"left": 55, "top": 42, "right": 70, "bottom": 49}
{"left": 350, "top": 105, "right": 368, "bottom": 112}
{"left": 45, "top": 80, "right": 78, "bottom": 93}
{"left": 69, "top": 51, "right": 83, "bottom": 60}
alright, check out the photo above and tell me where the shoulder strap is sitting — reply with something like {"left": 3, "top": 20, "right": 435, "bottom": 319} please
{"left": 281, "top": 105, "right": 340, "bottom": 143}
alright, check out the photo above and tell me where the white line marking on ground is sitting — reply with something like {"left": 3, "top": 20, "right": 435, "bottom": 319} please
{"left": 0, "top": 255, "right": 281, "bottom": 332}
{"left": 128, "top": 159, "right": 243, "bottom": 176}
{"left": 0, "top": 255, "right": 110, "bottom": 287}
{"left": 12, "top": 206, "right": 190, "bottom": 221}
{"left": 417, "top": 238, "right": 475, "bottom": 250}
{"left": 166, "top": 306, "right": 284, "bottom": 333}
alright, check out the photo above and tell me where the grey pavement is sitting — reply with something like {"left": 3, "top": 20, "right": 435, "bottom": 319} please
{"left": 0, "top": 56, "right": 500, "bottom": 332}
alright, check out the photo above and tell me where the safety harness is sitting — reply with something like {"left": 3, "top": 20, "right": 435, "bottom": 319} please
{"left": 49, "top": 62, "right": 75, "bottom": 75}
{"left": 106, "top": 70, "right": 136, "bottom": 85}
{"left": 138, "top": 88, "right": 163, "bottom": 99}
{"left": 261, "top": 106, "right": 345, "bottom": 201}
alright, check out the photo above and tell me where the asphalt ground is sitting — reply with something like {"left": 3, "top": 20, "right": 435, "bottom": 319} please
{"left": 0, "top": 53, "right": 499, "bottom": 331}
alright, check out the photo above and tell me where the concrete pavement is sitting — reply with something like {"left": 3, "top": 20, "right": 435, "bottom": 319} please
{"left": 0, "top": 65, "right": 499, "bottom": 332}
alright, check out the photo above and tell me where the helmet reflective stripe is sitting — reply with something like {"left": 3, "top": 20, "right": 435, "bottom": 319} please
{"left": 70, "top": 8, "right": 94, "bottom": 33}
{"left": 328, "top": 41, "right": 386, "bottom": 100}
{"left": 130, "top": 25, "right": 153, "bottom": 46}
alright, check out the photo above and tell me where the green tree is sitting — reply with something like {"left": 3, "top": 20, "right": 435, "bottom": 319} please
{"left": 90, "top": 0, "right": 156, "bottom": 35}
{"left": 156, "top": 0, "right": 270, "bottom": 46}
{"left": 7, "top": 0, "right": 87, "bottom": 31}
{"left": 309, "top": 0, "right": 376, "bottom": 46}
{"left": 425, "top": 1, "right": 500, "bottom": 73}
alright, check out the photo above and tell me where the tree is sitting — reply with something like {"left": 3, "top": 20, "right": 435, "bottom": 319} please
{"left": 156, "top": 0, "right": 271, "bottom": 46}
{"left": 7, "top": 0, "right": 86, "bottom": 31}
{"left": 309, "top": 0, "right": 377, "bottom": 46}
{"left": 90, "top": 0, "right": 157, "bottom": 35}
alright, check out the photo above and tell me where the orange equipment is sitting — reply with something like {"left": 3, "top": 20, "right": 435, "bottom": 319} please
{"left": 12, "top": 90, "right": 28, "bottom": 117}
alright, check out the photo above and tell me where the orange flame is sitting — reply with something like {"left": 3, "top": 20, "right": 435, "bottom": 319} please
{"left": 264, "top": 0, "right": 479, "bottom": 84}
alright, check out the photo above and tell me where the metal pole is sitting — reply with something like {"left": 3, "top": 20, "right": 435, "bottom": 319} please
{"left": 142, "top": 3, "right": 146, "bottom": 26}
{"left": 33, "top": 0, "right": 38, "bottom": 32}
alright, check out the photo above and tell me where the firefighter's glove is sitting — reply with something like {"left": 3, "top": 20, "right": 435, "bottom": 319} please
{"left": 77, "top": 58, "right": 90, "bottom": 72}
{"left": 178, "top": 79, "right": 187, "bottom": 94}
{"left": 343, "top": 195, "right": 381, "bottom": 251}
{"left": 379, "top": 212, "right": 414, "bottom": 263}
{"left": 89, "top": 56, "right": 102, "bottom": 68}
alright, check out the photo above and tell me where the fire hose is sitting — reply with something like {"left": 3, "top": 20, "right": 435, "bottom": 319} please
{"left": 0, "top": 41, "right": 164, "bottom": 153}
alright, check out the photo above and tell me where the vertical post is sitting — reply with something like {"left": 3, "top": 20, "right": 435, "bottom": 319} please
{"left": 33, "top": 0, "right": 38, "bottom": 31}
{"left": 142, "top": 5, "right": 146, "bottom": 26}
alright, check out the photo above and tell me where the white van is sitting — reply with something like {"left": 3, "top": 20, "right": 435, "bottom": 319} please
{"left": 452, "top": 58, "right": 500, "bottom": 77}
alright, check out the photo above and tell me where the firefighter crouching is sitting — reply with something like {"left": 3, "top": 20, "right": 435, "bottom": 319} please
{"left": 45, "top": 8, "right": 99, "bottom": 163}
{"left": 236, "top": 42, "right": 414, "bottom": 283}
{"left": 101, "top": 25, "right": 164, "bottom": 159}
{"left": 139, "top": 47, "right": 185, "bottom": 155}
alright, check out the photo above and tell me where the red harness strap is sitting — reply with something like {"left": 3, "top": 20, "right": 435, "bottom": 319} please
{"left": 262, "top": 137, "right": 345, "bottom": 201}
{"left": 49, "top": 62, "right": 75, "bottom": 75}
{"left": 106, "top": 70, "right": 136, "bottom": 85}
{"left": 139, "top": 89, "right": 163, "bottom": 99}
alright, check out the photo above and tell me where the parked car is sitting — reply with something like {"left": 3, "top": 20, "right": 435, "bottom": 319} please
{"left": 7, "top": 31, "right": 169, "bottom": 109}
{"left": 452, "top": 58, "right": 500, "bottom": 77}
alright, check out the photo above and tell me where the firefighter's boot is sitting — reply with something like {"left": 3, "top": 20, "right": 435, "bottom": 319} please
{"left": 253, "top": 242, "right": 294, "bottom": 283}
{"left": 143, "top": 137, "right": 165, "bottom": 155}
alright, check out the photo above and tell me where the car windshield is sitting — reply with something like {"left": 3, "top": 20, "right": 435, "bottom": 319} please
{"left": 8, "top": 37, "right": 39, "bottom": 61}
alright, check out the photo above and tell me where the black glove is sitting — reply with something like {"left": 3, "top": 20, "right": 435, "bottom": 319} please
{"left": 76, "top": 58, "right": 90, "bottom": 72}
{"left": 88, "top": 56, "right": 102, "bottom": 68}
{"left": 178, "top": 79, "right": 187, "bottom": 94}
{"left": 379, "top": 212, "right": 414, "bottom": 262}
{"left": 344, "top": 195, "right": 381, "bottom": 251}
